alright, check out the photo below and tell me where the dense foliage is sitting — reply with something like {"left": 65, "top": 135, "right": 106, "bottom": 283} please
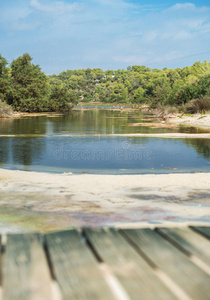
{"left": 0, "top": 53, "right": 76, "bottom": 112}
{"left": 50, "top": 61, "right": 210, "bottom": 108}
{"left": 0, "top": 52, "right": 209, "bottom": 113}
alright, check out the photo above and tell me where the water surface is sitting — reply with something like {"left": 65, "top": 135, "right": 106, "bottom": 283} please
{"left": 0, "top": 109, "right": 210, "bottom": 174}
{"left": 1, "top": 108, "right": 209, "bottom": 136}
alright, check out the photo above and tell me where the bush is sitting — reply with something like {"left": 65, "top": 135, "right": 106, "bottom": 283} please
{"left": 185, "top": 97, "right": 210, "bottom": 114}
{"left": 154, "top": 104, "right": 178, "bottom": 120}
{"left": 167, "top": 106, "right": 179, "bottom": 114}
{"left": 48, "top": 85, "right": 77, "bottom": 112}
{"left": 0, "top": 100, "right": 13, "bottom": 118}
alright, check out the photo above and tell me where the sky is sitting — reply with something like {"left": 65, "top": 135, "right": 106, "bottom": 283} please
{"left": 0, "top": 0, "right": 210, "bottom": 74}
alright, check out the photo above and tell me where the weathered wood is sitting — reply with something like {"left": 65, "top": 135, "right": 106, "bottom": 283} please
{"left": 157, "top": 227, "right": 210, "bottom": 265}
{"left": 192, "top": 226, "right": 210, "bottom": 240}
{"left": 123, "top": 228, "right": 210, "bottom": 300}
{"left": 45, "top": 229, "right": 115, "bottom": 300}
{"left": 3, "top": 233, "right": 53, "bottom": 300}
{"left": 85, "top": 228, "right": 176, "bottom": 300}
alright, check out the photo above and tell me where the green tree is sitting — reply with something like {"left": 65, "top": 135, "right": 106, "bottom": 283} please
{"left": 48, "top": 85, "right": 77, "bottom": 112}
{"left": 9, "top": 53, "right": 49, "bottom": 112}
{"left": 133, "top": 87, "right": 145, "bottom": 103}
{"left": 47, "top": 59, "right": 210, "bottom": 108}
{"left": 0, "top": 54, "right": 11, "bottom": 102}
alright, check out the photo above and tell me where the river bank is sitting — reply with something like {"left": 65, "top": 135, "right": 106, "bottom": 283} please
{"left": 167, "top": 112, "right": 210, "bottom": 129}
{"left": 0, "top": 169, "right": 210, "bottom": 233}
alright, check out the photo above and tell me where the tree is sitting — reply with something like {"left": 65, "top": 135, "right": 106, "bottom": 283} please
{"left": 0, "top": 54, "right": 8, "bottom": 76}
{"left": 0, "top": 54, "right": 11, "bottom": 102}
{"left": 48, "top": 84, "right": 77, "bottom": 112}
{"left": 9, "top": 53, "right": 49, "bottom": 112}
{"left": 133, "top": 87, "right": 145, "bottom": 103}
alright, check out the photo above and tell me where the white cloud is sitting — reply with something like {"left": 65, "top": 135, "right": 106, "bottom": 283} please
{"left": 170, "top": 3, "right": 196, "bottom": 10}
{"left": 1, "top": 1, "right": 210, "bottom": 73}
{"left": 94, "top": 0, "right": 135, "bottom": 9}
{"left": 0, "top": 6, "right": 32, "bottom": 23}
{"left": 105, "top": 2, "right": 210, "bottom": 68}
{"left": 173, "top": 30, "right": 192, "bottom": 40}
{"left": 30, "top": 0, "right": 84, "bottom": 14}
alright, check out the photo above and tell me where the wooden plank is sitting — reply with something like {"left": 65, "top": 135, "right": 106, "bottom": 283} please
{"left": 3, "top": 233, "right": 53, "bottom": 300}
{"left": 192, "top": 226, "right": 210, "bottom": 240}
{"left": 123, "top": 228, "right": 210, "bottom": 300}
{"left": 85, "top": 228, "right": 176, "bottom": 300}
{"left": 157, "top": 227, "right": 210, "bottom": 265}
{"left": 45, "top": 229, "right": 115, "bottom": 300}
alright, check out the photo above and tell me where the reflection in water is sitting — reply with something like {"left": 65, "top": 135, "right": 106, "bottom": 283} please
{"left": 179, "top": 125, "right": 210, "bottom": 134}
{"left": 46, "top": 110, "right": 161, "bottom": 135}
{"left": 183, "top": 139, "right": 210, "bottom": 159}
{"left": 0, "top": 117, "right": 47, "bottom": 135}
{"left": 0, "top": 138, "right": 10, "bottom": 163}
{"left": 0, "top": 109, "right": 209, "bottom": 174}
{"left": 1, "top": 109, "right": 209, "bottom": 136}
{"left": 0, "top": 138, "right": 46, "bottom": 171}
{"left": 12, "top": 138, "right": 46, "bottom": 166}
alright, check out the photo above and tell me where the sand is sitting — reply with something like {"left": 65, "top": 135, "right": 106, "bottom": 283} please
{"left": 0, "top": 168, "right": 210, "bottom": 232}
{"left": 168, "top": 113, "right": 210, "bottom": 129}
{"left": 109, "top": 133, "right": 210, "bottom": 138}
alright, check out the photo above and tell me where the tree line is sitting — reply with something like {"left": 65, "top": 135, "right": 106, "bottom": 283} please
{"left": 0, "top": 53, "right": 77, "bottom": 113}
{"left": 0, "top": 53, "right": 210, "bottom": 114}
{"left": 51, "top": 61, "right": 210, "bottom": 110}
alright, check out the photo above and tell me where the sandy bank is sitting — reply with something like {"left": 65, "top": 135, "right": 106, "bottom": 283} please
{"left": 109, "top": 133, "right": 210, "bottom": 138}
{"left": 0, "top": 132, "right": 210, "bottom": 139}
{"left": 0, "top": 169, "right": 210, "bottom": 232}
{"left": 168, "top": 113, "right": 210, "bottom": 129}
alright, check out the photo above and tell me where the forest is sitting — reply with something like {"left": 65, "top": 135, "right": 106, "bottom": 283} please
{"left": 0, "top": 53, "right": 210, "bottom": 115}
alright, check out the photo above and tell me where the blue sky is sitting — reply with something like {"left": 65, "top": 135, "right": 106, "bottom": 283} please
{"left": 0, "top": 0, "right": 210, "bottom": 74}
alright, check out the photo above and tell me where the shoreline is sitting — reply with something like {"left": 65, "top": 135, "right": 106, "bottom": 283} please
{"left": 0, "top": 133, "right": 210, "bottom": 138}
{"left": 109, "top": 132, "right": 210, "bottom": 138}
{"left": 0, "top": 169, "right": 210, "bottom": 232}
{"left": 167, "top": 112, "right": 210, "bottom": 129}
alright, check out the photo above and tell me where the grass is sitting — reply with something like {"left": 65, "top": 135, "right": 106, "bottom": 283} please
{"left": 183, "top": 113, "right": 193, "bottom": 117}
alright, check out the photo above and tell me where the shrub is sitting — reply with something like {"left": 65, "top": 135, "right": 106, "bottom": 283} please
{"left": 0, "top": 100, "right": 13, "bottom": 118}
{"left": 154, "top": 104, "right": 178, "bottom": 120}
{"left": 185, "top": 97, "right": 210, "bottom": 114}
{"left": 167, "top": 106, "right": 178, "bottom": 114}
{"left": 178, "top": 104, "right": 185, "bottom": 113}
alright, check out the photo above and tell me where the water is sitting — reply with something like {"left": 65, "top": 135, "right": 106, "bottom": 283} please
{"left": 0, "top": 108, "right": 210, "bottom": 174}
{"left": 1, "top": 108, "right": 209, "bottom": 136}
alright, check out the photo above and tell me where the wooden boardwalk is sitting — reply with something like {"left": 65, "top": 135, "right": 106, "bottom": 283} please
{"left": 0, "top": 226, "right": 210, "bottom": 300}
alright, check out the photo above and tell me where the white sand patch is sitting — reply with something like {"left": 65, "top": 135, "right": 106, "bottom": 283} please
{"left": 0, "top": 169, "right": 210, "bottom": 232}
{"left": 168, "top": 113, "right": 210, "bottom": 129}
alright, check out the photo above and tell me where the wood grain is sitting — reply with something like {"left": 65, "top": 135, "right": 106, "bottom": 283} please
{"left": 3, "top": 233, "right": 53, "bottom": 300}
